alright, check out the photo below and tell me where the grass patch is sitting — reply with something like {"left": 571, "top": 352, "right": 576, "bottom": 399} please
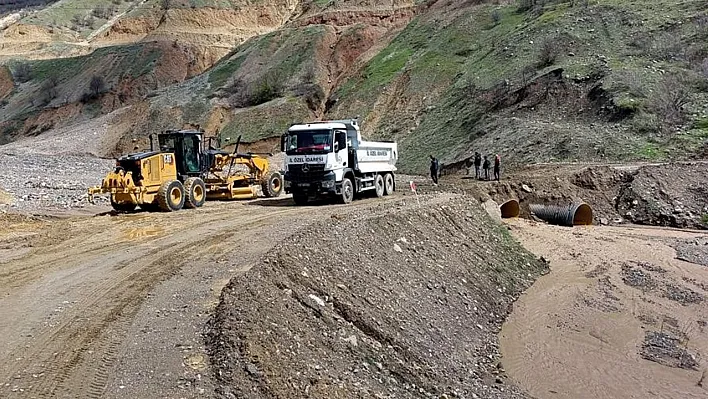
{"left": 694, "top": 117, "right": 708, "bottom": 130}
{"left": 634, "top": 141, "right": 667, "bottom": 160}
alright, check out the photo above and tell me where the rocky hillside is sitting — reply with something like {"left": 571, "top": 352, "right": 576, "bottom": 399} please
{"left": 1, "top": 0, "right": 707, "bottom": 172}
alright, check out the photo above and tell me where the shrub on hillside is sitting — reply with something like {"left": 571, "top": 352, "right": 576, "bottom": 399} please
{"left": 491, "top": 9, "right": 501, "bottom": 25}
{"left": 81, "top": 75, "right": 107, "bottom": 103}
{"left": 12, "top": 62, "right": 31, "bottom": 83}
{"left": 650, "top": 32, "right": 685, "bottom": 61}
{"left": 650, "top": 74, "right": 690, "bottom": 133}
{"left": 225, "top": 73, "right": 284, "bottom": 108}
{"left": 517, "top": 0, "right": 536, "bottom": 12}
{"left": 90, "top": 75, "right": 106, "bottom": 96}
{"left": 39, "top": 77, "right": 59, "bottom": 105}
{"left": 537, "top": 38, "right": 561, "bottom": 67}
{"left": 293, "top": 83, "right": 324, "bottom": 112}
{"left": 700, "top": 58, "right": 708, "bottom": 79}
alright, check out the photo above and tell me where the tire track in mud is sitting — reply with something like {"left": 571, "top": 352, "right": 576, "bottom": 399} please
{"left": 0, "top": 203, "right": 315, "bottom": 398}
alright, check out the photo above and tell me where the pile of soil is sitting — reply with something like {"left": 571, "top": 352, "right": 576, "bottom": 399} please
{"left": 451, "top": 162, "right": 708, "bottom": 229}
{"left": 206, "top": 196, "right": 547, "bottom": 398}
{"left": 616, "top": 163, "right": 708, "bottom": 229}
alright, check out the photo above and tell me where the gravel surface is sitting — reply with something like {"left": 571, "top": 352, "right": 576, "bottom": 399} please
{"left": 672, "top": 236, "right": 708, "bottom": 267}
{"left": 206, "top": 196, "right": 547, "bottom": 399}
{"left": 640, "top": 331, "right": 699, "bottom": 370}
{"left": 0, "top": 151, "right": 112, "bottom": 212}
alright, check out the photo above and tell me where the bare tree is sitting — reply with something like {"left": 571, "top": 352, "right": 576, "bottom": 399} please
{"left": 651, "top": 74, "right": 691, "bottom": 132}
{"left": 39, "top": 76, "right": 59, "bottom": 105}
{"left": 89, "top": 75, "right": 106, "bottom": 97}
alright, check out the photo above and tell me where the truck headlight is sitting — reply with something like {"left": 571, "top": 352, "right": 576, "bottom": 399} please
{"left": 322, "top": 180, "right": 334, "bottom": 188}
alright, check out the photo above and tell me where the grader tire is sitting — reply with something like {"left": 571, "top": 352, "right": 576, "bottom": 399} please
{"left": 262, "top": 171, "right": 283, "bottom": 198}
{"left": 184, "top": 177, "right": 206, "bottom": 209}
{"left": 110, "top": 196, "right": 136, "bottom": 213}
{"left": 157, "top": 180, "right": 185, "bottom": 212}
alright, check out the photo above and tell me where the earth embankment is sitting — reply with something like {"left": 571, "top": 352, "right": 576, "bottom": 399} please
{"left": 207, "top": 195, "right": 547, "bottom": 398}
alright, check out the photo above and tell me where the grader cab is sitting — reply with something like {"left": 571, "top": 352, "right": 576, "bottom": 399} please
{"left": 88, "top": 130, "right": 283, "bottom": 212}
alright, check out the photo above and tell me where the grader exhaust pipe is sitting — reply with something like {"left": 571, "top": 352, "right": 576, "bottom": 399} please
{"left": 529, "top": 203, "right": 594, "bottom": 226}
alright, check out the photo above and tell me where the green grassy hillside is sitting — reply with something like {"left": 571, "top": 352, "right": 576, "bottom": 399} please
{"left": 330, "top": 0, "right": 708, "bottom": 172}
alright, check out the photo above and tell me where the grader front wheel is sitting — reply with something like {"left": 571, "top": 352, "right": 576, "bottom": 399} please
{"left": 157, "top": 180, "right": 186, "bottom": 212}
{"left": 184, "top": 177, "right": 206, "bottom": 209}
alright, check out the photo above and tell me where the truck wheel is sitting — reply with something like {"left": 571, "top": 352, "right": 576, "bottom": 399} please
{"left": 262, "top": 171, "right": 283, "bottom": 198}
{"left": 184, "top": 177, "right": 206, "bottom": 208}
{"left": 111, "top": 196, "right": 136, "bottom": 213}
{"left": 339, "top": 178, "right": 354, "bottom": 204}
{"left": 374, "top": 174, "right": 385, "bottom": 198}
{"left": 157, "top": 180, "right": 185, "bottom": 212}
{"left": 292, "top": 193, "right": 308, "bottom": 206}
{"left": 384, "top": 173, "right": 395, "bottom": 195}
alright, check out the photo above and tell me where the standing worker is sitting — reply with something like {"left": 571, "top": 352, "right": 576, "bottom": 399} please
{"left": 474, "top": 152, "right": 482, "bottom": 180}
{"left": 494, "top": 154, "right": 501, "bottom": 181}
{"left": 429, "top": 155, "right": 439, "bottom": 185}
{"left": 482, "top": 155, "right": 491, "bottom": 180}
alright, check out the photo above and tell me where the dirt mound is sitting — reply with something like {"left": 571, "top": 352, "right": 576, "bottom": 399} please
{"left": 206, "top": 196, "right": 547, "bottom": 398}
{"left": 450, "top": 162, "right": 708, "bottom": 229}
{"left": 616, "top": 163, "right": 708, "bottom": 229}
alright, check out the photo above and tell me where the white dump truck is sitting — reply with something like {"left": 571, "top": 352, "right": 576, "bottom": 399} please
{"left": 282, "top": 119, "right": 398, "bottom": 205}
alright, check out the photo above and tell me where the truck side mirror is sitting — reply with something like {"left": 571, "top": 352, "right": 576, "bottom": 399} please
{"left": 334, "top": 142, "right": 339, "bottom": 152}
{"left": 280, "top": 134, "right": 287, "bottom": 152}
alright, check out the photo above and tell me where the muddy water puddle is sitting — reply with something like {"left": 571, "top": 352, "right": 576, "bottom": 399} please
{"left": 501, "top": 221, "right": 708, "bottom": 399}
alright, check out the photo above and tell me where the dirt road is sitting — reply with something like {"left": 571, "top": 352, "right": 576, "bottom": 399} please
{"left": 501, "top": 220, "right": 708, "bottom": 399}
{"left": 0, "top": 197, "right": 391, "bottom": 398}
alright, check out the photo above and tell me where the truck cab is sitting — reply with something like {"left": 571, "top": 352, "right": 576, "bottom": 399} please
{"left": 282, "top": 119, "right": 397, "bottom": 205}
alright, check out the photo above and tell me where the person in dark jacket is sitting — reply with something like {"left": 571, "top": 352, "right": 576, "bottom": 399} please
{"left": 493, "top": 154, "right": 501, "bottom": 181}
{"left": 474, "top": 152, "right": 482, "bottom": 180}
{"left": 482, "top": 155, "right": 491, "bottom": 180}
{"left": 429, "top": 155, "right": 439, "bottom": 184}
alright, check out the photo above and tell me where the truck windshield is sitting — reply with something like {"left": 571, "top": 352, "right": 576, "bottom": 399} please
{"left": 285, "top": 130, "right": 333, "bottom": 155}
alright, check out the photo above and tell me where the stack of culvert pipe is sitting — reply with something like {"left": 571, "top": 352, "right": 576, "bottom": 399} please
{"left": 529, "top": 203, "right": 593, "bottom": 226}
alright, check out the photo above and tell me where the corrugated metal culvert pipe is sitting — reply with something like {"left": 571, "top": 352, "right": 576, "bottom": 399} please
{"left": 529, "top": 203, "right": 593, "bottom": 226}
{"left": 500, "top": 200, "right": 520, "bottom": 218}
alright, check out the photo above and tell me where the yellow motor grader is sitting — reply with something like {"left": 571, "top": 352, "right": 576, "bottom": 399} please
{"left": 88, "top": 130, "right": 282, "bottom": 212}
